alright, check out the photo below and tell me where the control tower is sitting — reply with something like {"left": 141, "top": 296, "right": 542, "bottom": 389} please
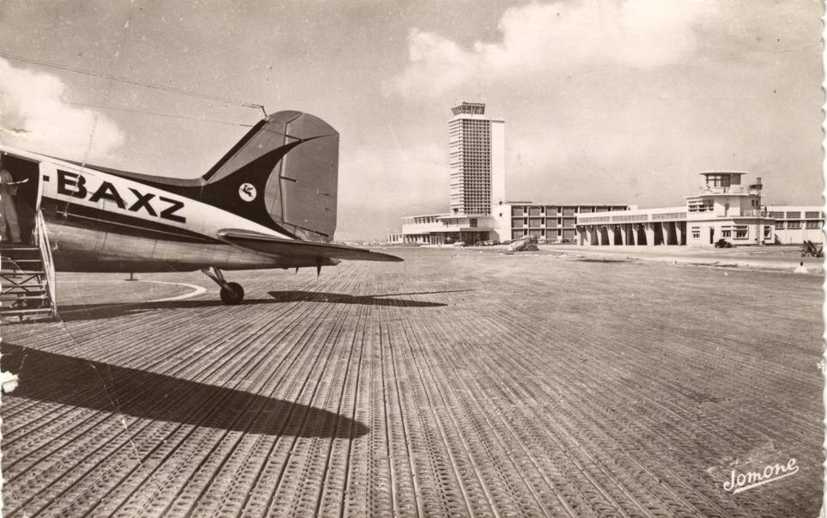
{"left": 683, "top": 171, "right": 766, "bottom": 245}
{"left": 686, "top": 172, "right": 763, "bottom": 219}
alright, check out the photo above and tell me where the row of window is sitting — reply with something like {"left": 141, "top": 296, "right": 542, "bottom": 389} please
{"left": 686, "top": 221, "right": 822, "bottom": 240}
{"left": 510, "top": 206, "right": 624, "bottom": 216}
{"left": 688, "top": 201, "right": 714, "bottom": 212}
{"left": 453, "top": 151, "right": 491, "bottom": 157}
{"left": 720, "top": 229, "right": 748, "bottom": 239}
{"left": 513, "top": 229, "right": 577, "bottom": 240}
{"left": 512, "top": 218, "right": 577, "bottom": 228}
{"left": 777, "top": 221, "right": 821, "bottom": 229}
{"left": 768, "top": 211, "right": 823, "bottom": 219}
{"left": 704, "top": 174, "right": 739, "bottom": 187}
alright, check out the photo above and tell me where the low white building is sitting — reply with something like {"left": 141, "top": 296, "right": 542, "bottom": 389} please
{"left": 399, "top": 213, "right": 495, "bottom": 245}
{"left": 575, "top": 172, "right": 823, "bottom": 247}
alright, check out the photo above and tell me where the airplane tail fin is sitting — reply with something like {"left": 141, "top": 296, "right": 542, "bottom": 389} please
{"left": 199, "top": 111, "right": 339, "bottom": 242}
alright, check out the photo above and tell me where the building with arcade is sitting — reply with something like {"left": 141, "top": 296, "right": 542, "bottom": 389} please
{"left": 575, "top": 172, "right": 823, "bottom": 247}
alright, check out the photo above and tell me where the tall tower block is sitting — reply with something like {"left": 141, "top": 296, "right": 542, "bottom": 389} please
{"left": 448, "top": 102, "right": 506, "bottom": 215}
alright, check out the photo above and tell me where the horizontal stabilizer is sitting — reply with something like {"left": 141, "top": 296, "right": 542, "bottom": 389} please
{"left": 218, "top": 229, "right": 403, "bottom": 263}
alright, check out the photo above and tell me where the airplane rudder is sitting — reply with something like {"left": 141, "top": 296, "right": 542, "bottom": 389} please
{"left": 201, "top": 111, "right": 340, "bottom": 242}
{"left": 269, "top": 113, "right": 339, "bottom": 241}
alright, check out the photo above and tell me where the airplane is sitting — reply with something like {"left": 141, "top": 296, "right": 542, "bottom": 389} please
{"left": 0, "top": 110, "right": 402, "bottom": 310}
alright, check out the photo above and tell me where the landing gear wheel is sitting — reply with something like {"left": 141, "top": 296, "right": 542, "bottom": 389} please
{"left": 220, "top": 282, "right": 244, "bottom": 305}
{"left": 201, "top": 267, "right": 244, "bottom": 305}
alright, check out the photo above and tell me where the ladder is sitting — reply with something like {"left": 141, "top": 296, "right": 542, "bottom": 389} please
{"left": 0, "top": 211, "right": 58, "bottom": 321}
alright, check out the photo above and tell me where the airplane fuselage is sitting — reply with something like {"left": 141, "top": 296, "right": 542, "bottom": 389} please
{"left": 1, "top": 111, "right": 400, "bottom": 307}
{"left": 12, "top": 147, "right": 308, "bottom": 272}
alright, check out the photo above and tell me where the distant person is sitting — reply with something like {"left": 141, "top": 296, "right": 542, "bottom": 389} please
{"left": 0, "top": 155, "right": 21, "bottom": 242}
{"left": 794, "top": 261, "right": 808, "bottom": 274}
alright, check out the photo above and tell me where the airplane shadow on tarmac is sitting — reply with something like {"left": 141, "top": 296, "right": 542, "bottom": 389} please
{"left": 53, "top": 289, "right": 454, "bottom": 323}
{"left": 0, "top": 343, "right": 368, "bottom": 438}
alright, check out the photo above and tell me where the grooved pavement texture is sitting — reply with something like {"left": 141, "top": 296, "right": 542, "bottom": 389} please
{"left": 1, "top": 248, "right": 823, "bottom": 517}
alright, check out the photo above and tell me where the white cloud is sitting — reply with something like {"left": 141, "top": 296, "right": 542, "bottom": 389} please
{"left": 335, "top": 140, "right": 447, "bottom": 239}
{"left": 0, "top": 58, "right": 124, "bottom": 158}
{"left": 383, "top": 28, "right": 478, "bottom": 99}
{"left": 339, "top": 141, "right": 446, "bottom": 211}
{"left": 386, "top": 0, "right": 718, "bottom": 98}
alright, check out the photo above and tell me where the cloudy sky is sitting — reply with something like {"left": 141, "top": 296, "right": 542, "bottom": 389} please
{"left": 0, "top": 0, "right": 822, "bottom": 240}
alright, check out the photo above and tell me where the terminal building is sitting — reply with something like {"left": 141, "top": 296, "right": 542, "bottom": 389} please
{"left": 394, "top": 102, "right": 624, "bottom": 245}
{"left": 575, "top": 172, "right": 824, "bottom": 247}
{"left": 392, "top": 104, "right": 823, "bottom": 247}
{"left": 395, "top": 213, "right": 494, "bottom": 246}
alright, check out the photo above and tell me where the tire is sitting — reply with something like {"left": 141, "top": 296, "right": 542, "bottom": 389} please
{"left": 220, "top": 282, "right": 244, "bottom": 305}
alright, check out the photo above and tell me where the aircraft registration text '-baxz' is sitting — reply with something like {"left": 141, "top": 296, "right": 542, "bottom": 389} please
{"left": 56, "top": 170, "right": 187, "bottom": 223}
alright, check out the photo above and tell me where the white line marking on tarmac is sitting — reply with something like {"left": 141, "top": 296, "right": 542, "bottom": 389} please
{"left": 142, "top": 280, "right": 208, "bottom": 302}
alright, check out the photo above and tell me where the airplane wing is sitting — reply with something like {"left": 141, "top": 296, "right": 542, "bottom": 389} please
{"left": 217, "top": 229, "right": 403, "bottom": 262}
